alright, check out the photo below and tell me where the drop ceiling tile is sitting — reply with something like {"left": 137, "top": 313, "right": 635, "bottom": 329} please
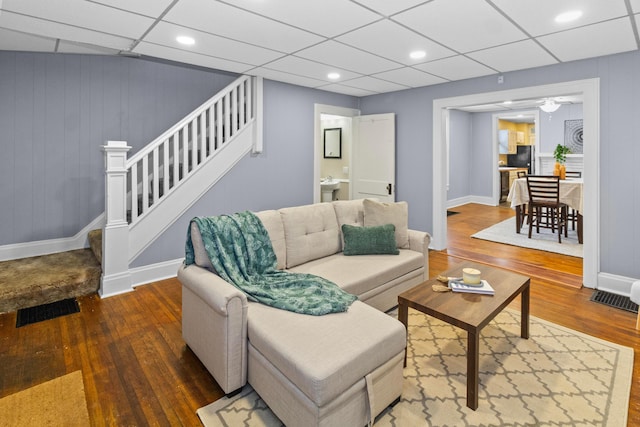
{"left": 354, "top": 0, "right": 429, "bottom": 16}
{"left": 90, "top": 0, "right": 174, "bottom": 18}
{"left": 373, "top": 67, "right": 447, "bottom": 88}
{"left": 226, "top": 0, "right": 380, "bottom": 37}
{"left": 134, "top": 41, "right": 253, "bottom": 73}
{"left": 632, "top": 0, "right": 640, "bottom": 13}
{"left": 249, "top": 67, "right": 328, "bottom": 89}
{"left": 468, "top": 40, "right": 558, "bottom": 72}
{"left": 0, "top": 28, "right": 56, "bottom": 52}
{"left": 0, "top": 0, "right": 154, "bottom": 39}
{"left": 141, "top": 22, "right": 284, "bottom": 66}
{"left": 394, "top": 0, "right": 527, "bottom": 53}
{"left": 164, "top": 0, "right": 323, "bottom": 53}
{"left": 0, "top": 11, "right": 135, "bottom": 50}
{"left": 57, "top": 41, "right": 121, "bottom": 55}
{"left": 492, "top": 0, "right": 629, "bottom": 36}
{"left": 296, "top": 41, "right": 399, "bottom": 75}
{"left": 340, "top": 76, "right": 409, "bottom": 93}
{"left": 537, "top": 18, "right": 637, "bottom": 62}
{"left": 316, "top": 83, "right": 377, "bottom": 97}
{"left": 414, "top": 55, "right": 496, "bottom": 81}
{"left": 337, "top": 20, "right": 455, "bottom": 65}
{"left": 264, "top": 56, "right": 362, "bottom": 83}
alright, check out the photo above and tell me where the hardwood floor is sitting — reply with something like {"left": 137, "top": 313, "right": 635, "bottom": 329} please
{"left": 0, "top": 203, "right": 638, "bottom": 426}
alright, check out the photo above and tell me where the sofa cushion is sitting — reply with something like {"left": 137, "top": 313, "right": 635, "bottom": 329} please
{"left": 332, "top": 199, "right": 365, "bottom": 250}
{"left": 247, "top": 300, "right": 405, "bottom": 406}
{"left": 363, "top": 199, "right": 409, "bottom": 249}
{"left": 333, "top": 199, "right": 365, "bottom": 228}
{"left": 279, "top": 203, "right": 341, "bottom": 268}
{"left": 342, "top": 224, "right": 399, "bottom": 256}
{"left": 190, "top": 222, "right": 216, "bottom": 272}
{"left": 255, "top": 210, "right": 286, "bottom": 270}
{"left": 288, "top": 250, "right": 423, "bottom": 297}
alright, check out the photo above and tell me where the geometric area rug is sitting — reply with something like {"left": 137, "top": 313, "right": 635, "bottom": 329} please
{"left": 198, "top": 309, "right": 633, "bottom": 426}
{"left": 471, "top": 217, "right": 583, "bottom": 258}
{"left": 0, "top": 370, "right": 89, "bottom": 427}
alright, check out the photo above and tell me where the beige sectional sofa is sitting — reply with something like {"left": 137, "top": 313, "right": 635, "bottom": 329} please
{"left": 178, "top": 199, "right": 431, "bottom": 426}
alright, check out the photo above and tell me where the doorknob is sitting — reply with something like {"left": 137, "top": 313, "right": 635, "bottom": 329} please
{"left": 386, "top": 183, "right": 392, "bottom": 195}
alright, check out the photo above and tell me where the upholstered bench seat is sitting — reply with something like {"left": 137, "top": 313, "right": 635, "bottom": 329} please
{"left": 288, "top": 251, "right": 424, "bottom": 298}
{"left": 247, "top": 300, "right": 406, "bottom": 425}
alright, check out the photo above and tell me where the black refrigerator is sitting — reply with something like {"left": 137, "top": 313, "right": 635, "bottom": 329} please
{"left": 507, "top": 145, "right": 535, "bottom": 174}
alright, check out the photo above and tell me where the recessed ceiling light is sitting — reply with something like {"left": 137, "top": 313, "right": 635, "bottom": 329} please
{"left": 555, "top": 10, "right": 582, "bottom": 23}
{"left": 503, "top": 100, "right": 513, "bottom": 105}
{"left": 176, "top": 36, "right": 195, "bottom": 46}
{"left": 409, "top": 50, "right": 426, "bottom": 60}
{"left": 327, "top": 72, "right": 340, "bottom": 80}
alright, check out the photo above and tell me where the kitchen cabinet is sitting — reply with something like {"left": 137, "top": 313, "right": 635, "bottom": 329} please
{"left": 498, "top": 130, "right": 517, "bottom": 154}
{"left": 516, "top": 131, "right": 525, "bottom": 144}
{"left": 499, "top": 167, "right": 528, "bottom": 201}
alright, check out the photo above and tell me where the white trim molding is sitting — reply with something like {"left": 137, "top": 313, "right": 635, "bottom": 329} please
{"left": 433, "top": 78, "right": 600, "bottom": 288}
{"left": 0, "top": 213, "right": 105, "bottom": 262}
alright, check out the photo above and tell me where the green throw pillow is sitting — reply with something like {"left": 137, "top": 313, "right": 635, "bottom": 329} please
{"left": 342, "top": 224, "right": 400, "bottom": 256}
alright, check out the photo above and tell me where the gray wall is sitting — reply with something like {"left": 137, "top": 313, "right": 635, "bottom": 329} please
{"left": 0, "top": 52, "right": 237, "bottom": 245}
{"left": 3, "top": 48, "right": 640, "bottom": 280}
{"left": 359, "top": 50, "right": 640, "bottom": 279}
{"left": 447, "top": 109, "right": 472, "bottom": 200}
{"left": 539, "top": 104, "right": 584, "bottom": 153}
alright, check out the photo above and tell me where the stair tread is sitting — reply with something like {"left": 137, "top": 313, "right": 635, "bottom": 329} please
{"left": 0, "top": 249, "right": 101, "bottom": 314}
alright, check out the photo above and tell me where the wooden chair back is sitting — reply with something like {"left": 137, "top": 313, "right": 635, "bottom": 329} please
{"left": 526, "top": 175, "right": 561, "bottom": 205}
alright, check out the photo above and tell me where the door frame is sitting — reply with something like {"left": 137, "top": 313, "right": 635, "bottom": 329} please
{"left": 314, "top": 104, "right": 360, "bottom": 203}
{"left": 492, "top": 109, "right": 540, "bottom": 205}
{"left": 432, "top": 78, "right": 600, "bottom": 288}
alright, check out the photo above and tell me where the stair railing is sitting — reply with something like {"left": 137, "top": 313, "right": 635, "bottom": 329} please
{"left": 126, "top": 75, "right": 255, "bottom": 224}
{"left": 101, "top": 75, "right": 262, "bottom": 296}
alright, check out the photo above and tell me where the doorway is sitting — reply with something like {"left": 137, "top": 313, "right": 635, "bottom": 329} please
{"left": 314, "top": 104, "right": 359, "bottom": 203}
{"left": 432, "top": 78, "right": 599, "bottom": 288}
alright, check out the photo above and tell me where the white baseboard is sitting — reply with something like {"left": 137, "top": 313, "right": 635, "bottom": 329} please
{"left": 99, "top": 258, "right": 183, "bottom": 298}
{"left": 0, "top": 214, "right": 105, "bottom": 261}
{"left": 596, "top": 272, "right": 639, "bottom": 297}
{"left": 447, "top": 195, "right": 495, "bottom": 209}
{"left": 130, "top": 258, "right": 183, "bottom": 288}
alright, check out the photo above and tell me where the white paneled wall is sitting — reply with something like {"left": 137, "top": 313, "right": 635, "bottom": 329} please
{"left": 538, "top": 154, "right": 584, "bottom": 176}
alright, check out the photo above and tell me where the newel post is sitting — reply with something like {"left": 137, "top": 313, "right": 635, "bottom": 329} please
{"left": 100, "top": 141, "right": 132, "bottom": 297}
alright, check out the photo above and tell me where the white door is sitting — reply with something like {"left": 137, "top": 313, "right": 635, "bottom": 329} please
{"left": 352, "top": 113, "right": 395, "bottom": 202}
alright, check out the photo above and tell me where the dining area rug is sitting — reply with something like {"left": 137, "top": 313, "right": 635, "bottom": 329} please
{"left": 471, "top": 217, "right": 583, "bottom": 258}
{"left": 197, "top": 309, "right": 631, "bottom": 426}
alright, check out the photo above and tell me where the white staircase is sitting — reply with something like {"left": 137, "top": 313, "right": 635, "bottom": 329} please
{"left": 101, "top": 75, "right": 262, "bottom": 296}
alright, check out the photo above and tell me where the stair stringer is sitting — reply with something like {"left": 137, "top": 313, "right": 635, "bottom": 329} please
{"left": 128, "top": 122, "right": 254, "bottom": 263}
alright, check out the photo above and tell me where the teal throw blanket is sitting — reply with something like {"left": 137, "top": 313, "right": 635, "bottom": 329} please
{"left": 185, "top": 211, "right": 356, "bottom": 315}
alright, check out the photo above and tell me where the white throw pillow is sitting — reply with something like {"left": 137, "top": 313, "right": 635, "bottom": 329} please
{"left": 363, "top": 199, "right": 409, "bottom": 249}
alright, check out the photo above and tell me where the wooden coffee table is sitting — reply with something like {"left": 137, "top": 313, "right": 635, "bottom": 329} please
{"left": 398, "top": 261, "right": 530, "bottom": 410}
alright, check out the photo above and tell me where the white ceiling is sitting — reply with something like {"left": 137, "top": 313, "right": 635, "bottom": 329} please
{"left": 1, "top": 0, "right": 639, "bottom": 97}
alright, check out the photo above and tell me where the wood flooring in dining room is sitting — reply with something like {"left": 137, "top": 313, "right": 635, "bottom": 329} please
{"left": 0, "top": 202, "right": 638, "bottom": 426}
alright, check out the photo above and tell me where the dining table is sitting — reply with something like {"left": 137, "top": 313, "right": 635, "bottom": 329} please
{"left": 507, "top": 177, "right": 583, "bottom": 244}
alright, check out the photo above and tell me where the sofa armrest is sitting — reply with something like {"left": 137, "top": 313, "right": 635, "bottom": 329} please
{"left": 177, "top": 264, "right": 248, "bottom": 394}
{"left": 408, "top": 229, "right": 431, "bottom": 281}
{"left": 178, "top": 263, "right": 248, "bottom": 315}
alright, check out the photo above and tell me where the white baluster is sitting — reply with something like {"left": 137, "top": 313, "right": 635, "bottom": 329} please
{"left": 141, "top": 154, "right": 149, "bottom": 213}
{"left": 130, "top": 162, "right": 138, "bottom": 221}
{"left": 163, "top": 139, "right": 170, "bottom": 195}
{"left": 216, "top": 100, "right": 223, "bottom": 149}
